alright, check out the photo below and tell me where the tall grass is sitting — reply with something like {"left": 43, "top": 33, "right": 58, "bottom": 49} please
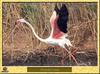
{"left": 2, "top": 3, "right": 97, "bottom": 65}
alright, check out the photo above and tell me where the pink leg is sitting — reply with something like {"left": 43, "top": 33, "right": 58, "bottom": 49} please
{"left": 64, "top": 48, "right": 79, "bottom": 65}
{"left": 71, "top": 46, "right": 80, "bottom": 55}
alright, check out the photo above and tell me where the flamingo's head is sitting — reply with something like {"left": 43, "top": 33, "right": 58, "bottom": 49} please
{"left": 15, "top": 19, "right": 26, "bottom": 25}
{"left": 17, "top": 19, "right": 26, "bottom": 23}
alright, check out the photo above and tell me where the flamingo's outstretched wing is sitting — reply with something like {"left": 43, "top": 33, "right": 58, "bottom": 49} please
{"left": 50, "top": 4, "right": 69, "bottom": 39}
{"left": 57, "top": 4, "right": 69, "bottom": 33}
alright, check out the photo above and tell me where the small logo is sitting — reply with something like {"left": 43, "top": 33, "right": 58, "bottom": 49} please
{"left": 2, "top": 67, "right": 8, "bottom": 72}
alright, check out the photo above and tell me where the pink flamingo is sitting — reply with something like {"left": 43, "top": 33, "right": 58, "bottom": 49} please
{"left": 17, "top": 4, "right": 78, "bottom": 65}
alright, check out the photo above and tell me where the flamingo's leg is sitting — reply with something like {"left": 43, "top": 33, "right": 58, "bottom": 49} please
{"left": 71, "top": 46, "right": 80, "bottom": 55}
{"left": 64, "top": 48, "right": 79, "bottom": 65}
{"left": 64, "top": 45, "right": 79, "bottom": 65}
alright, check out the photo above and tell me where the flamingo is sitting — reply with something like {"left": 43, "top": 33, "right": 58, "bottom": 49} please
{"left": 17, "top": 4, "right": 79, "bottom": 65}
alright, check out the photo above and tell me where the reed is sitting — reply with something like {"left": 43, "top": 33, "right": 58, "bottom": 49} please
{"left": 2, "top": 3, "right": 97, "bottom": 66}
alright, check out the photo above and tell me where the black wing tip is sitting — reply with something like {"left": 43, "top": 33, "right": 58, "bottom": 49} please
{"left": 54, "top": 4, "right": 59, "bottom": 14}
{"left": 60, "top": 4, "right": 68, "bottom": 14}
{"left": 62, "top": 4, "right": 66, "bottom": 8}
{"left": 57, "top": 4, "right": 69, "bottom": 33}
{"left": 54, "top": 4, "right": 68, "bottom": 14}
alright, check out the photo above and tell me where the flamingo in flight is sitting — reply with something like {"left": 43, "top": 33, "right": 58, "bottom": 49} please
{"left": 17, "top": 4, "right": 78, "bottom": 65}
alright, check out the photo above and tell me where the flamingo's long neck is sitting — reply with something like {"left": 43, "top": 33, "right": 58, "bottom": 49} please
{"left": 24, "top": 21, "right": 46, "bottom": 43}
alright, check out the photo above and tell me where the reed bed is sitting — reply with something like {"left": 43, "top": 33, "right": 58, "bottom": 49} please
{"left": 2, "top": 3, "right": 97, "bottom": 66}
